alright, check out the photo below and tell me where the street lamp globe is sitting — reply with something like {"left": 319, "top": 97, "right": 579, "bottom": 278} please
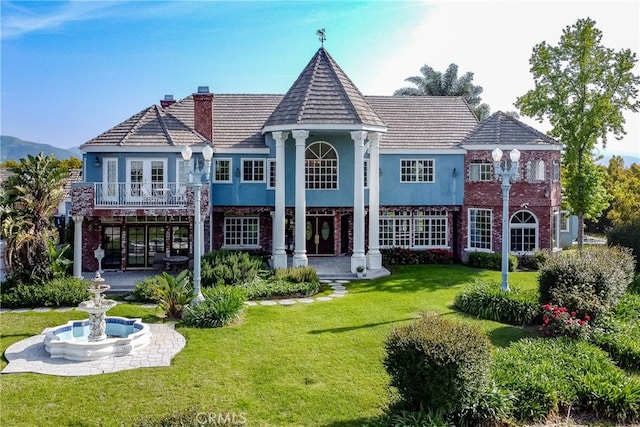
{"left": 509, "top": 148, "right": 521, "bottom": 163}
{"left": 181, "top": 145, "right": 193, "bottom": 161}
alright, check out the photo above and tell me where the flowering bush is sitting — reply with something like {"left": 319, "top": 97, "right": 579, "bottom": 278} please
{"left": 540, "top": 303, "right": 591, "bottom": 340}
{"left": 381, "top": 248, "right": 453, "bottom": 266}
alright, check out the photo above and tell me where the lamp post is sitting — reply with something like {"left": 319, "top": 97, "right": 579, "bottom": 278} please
{"left": 492, "top": 147, "right": 521, "bottom": 291}
{"left": 181, "top": 144, "right": 214, "bottom": 303}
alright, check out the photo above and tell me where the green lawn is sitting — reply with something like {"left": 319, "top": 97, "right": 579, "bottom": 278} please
{"left": 0, "top": 265, "right": 538, "bottom": 426}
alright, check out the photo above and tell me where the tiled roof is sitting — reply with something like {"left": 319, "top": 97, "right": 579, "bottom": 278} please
{"left": 63, "top": 169, "right": 83, "bottom": 199}
{"left": 81, "top": 104, "right": 207, "bottom": 149}
{"left": 461, "top": 111, "right": 559, "bottom": 147}
{"left": 263, "top": 48, "right": 386, "bottom": 128}
{"left": 366, "top": 96, "right": 478, "bottom": 149}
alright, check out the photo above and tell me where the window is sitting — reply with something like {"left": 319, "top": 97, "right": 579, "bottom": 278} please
{"left": 176, "top": 159, "right": 193, "bottom": 189}
{"left": 224, "top": 217, "right": 259, "bottom": 247}
{"left": 379, "top": 210, "right": 449, "bottom": 248}
{"left": 242, "top": 159, "right": 265, "bottom": 182}
{"left": 267, "top": 159, "right": 276, "bottom": 189}
{"left": 527, "top": 160, "right": 546, "bottom": 182}
{"left": 306, "top": 141, "right": 338, "bottom": 189}
{"left": 363, "top": 159, "right": 369, "bottom": 189}
{"left": 469, "top": 160, "right": 492, "bottom": 181}
{"left": 510, "top": 211, "right": 538, "bottom": 252}
{"left": 552, "top": 160, "right": 560, "bottom": 181}
{"left": 102, "top": 158, "right": 118, "bottom": 202}
{"left": 401, "top": 159, "right": 434, "bottom": 182}
{"left": 468, "top": 208, "right": 492, "bottom": 250}
{"left": 126, "top": 158, "right": 167, "bottom": 199}
{"left": 170, "top": 225, "right": 189, "bottom": 256}
{"left": 561, "top": 211, "right": 570, "bottom": 232}
{"left": 213, "top": 159, "right": 231, "bottom": 183}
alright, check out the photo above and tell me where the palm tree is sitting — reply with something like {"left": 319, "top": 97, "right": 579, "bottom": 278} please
{"left": 394, "top": 63, "right": 490, "bottom": 121}
{"left": 1, "top": 153, "right": 68, "bottom": 282}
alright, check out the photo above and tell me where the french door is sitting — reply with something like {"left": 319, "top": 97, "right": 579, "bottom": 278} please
{"left": 127, "top": 225, "right": 165, "bottom": 268}
{"left": 126, "top": 159, "right": 167, "bottom": 201}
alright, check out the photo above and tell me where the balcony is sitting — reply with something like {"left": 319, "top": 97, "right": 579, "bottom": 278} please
{"left": 94, "top": 182, "right": 188, "bottom": 208}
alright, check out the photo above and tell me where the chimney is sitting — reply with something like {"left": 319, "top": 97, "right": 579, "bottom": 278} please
{"left": 160, "top": 94, "right": 176, "bottom": 109}
{"left": 193, "top": 86, "right": 213, "bottom": 142}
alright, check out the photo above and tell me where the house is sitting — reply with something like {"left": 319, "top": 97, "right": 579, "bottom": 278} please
{"left": 70, "top": 48, "right": 562, "bottom": 276}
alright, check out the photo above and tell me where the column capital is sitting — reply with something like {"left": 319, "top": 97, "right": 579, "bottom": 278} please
{"left": 271, "top": 131, "right": 289, "bottom": 145}
{"left": 368, "top": 132, "right": 381, "bottom": 147}
{"left": 292, "top": 130, "right": 309, "bottom": 144}
{"left": 350, "top": 130, "right": 368, "bottom": 145}
{"left": 72, "top": 215, "right": 84, "bottom": 223}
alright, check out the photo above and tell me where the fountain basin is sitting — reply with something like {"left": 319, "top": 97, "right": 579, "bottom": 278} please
{"left": 44, "top": 317, "right": 151, "bottom": 361}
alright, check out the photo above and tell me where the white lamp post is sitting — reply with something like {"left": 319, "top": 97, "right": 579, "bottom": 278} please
{"left": 492, "top": 147, "right": 521, "bottom": 291}
{"left": 181, "top": 144, "right": 214, "bottom": 303}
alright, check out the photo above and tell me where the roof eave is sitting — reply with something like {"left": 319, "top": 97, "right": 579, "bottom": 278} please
{"left": 262, "top": 123, "right": 387, "bottom": 135}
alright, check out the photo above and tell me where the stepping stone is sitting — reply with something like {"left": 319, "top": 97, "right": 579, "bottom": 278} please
{"left": 245, "top": 301, "right": 258, "bottom": 306}
{"left": 297, "top": 298, "right": 314, "bottom": 304}
{"left": 330, "top": 285, "right": 346, "bottom": 290}
{"left": 329, "top": 293, "right": 346, "bottom": 298}
{"left": 260, "top": 300, "right": 277, "bottom": 306}
{"left": 332, "top": 289, "right": 348, "bottom": 294}
{"left": 11, "top": 309, "right": 30, "bottom": 313}
{"left": 315, "top": 296, "right": 333, "bottom": 302}
{"left": 54, "top": 307, "right": 74, "bottom": 312}
{"left": 335, "top": 280, "right": 350, "bottom": 284}
{"left": 319, "top": 280, "right": 333, "bottom": 284}
{"left": 279, "top": 299, "right": 296, "bottom": 306}
{"left": 33, "top": 307, "right": 52, "bottom": 313}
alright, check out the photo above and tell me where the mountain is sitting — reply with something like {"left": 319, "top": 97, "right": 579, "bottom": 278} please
{"left": 0, "top": 135, "right": 80, "bottom": 163}
{"left": 597, "top": 153, "right": 640, "bottom": 167}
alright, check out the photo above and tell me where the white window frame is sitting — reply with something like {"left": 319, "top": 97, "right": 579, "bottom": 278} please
{"left": 176, "top": 158, "right": 194, "bottom": 190}
{"left": 400, "top": 159, "right": 435, "bottom": 183}
{"left": 213, "top": 158, "right": 232, "bottom": 183}
{"left": 267, "top": 159, "right": 276, "bottom": 190}
{"left": 125, "top": 158, "right": 167, "bottom": 201}
{"left": 223, "top": 216, "right": 260, "bottom": 248}
{"left": 413, "top": 211, "right": 448, "bottom": 248}
{"left": 379, "top": 210, "right": 449, "bottom": 249}
{"left": 468, "top": 208, "right": 492, "bottom": 251}
{"left": 552, "top": 160, "right": 560, "bottom": 182}
{"left": 527, "top": 159, "right": 546, "bottom": 183}
{"left": 102, "top": 157, "right": 118, "bottom": 202}
{"left": 305, "top": 141, "right": 339, "bottom": 190}
{"left": 561, "top": 210, "right": 570, "bottom": 232}
{"left": 241, "top": 158, "right": 266, "bottom": 183}
{"left": 469, "top": 161, "right": 492, "bottom": 182}
{"left": 510, "top": 210, "right": 538, "bottom": 253}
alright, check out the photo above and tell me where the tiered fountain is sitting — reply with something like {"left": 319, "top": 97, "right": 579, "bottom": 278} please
{"left": 44, "top": 272, "right": 151, "bottom": 361}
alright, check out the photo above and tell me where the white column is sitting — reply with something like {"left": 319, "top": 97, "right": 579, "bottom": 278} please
{"left": 72, "top": 215, "right": 84, "bottom": 278}
{"left": 292, "top": 130, "right": 309, "bottom": 267}
{"left": 351, "top": 131, "right": 367, "bottom": 273}
{"left": 367, "top": 132, "right": 382, "bottom": 270}
{"left": 272, "top": 131, "right": 289, "bottom": 269}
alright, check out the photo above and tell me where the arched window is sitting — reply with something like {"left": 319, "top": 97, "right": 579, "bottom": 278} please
{"left": 510, "top": 210, "right": 538, "bottom": 252}
{"left": 305, "top": 141, "right": 338, "bottom": 189}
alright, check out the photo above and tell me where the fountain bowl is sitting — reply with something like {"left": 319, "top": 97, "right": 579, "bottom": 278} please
{"left": 44, "top": 317, "right": 151, "bottom": 361}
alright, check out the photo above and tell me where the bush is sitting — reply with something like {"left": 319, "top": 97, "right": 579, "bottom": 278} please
{"left": 156, "top": 270, "right": 193, "bottom": 319}
{"left": 492, "top": 338, "right": 640, "bottom": 423}
{"left": 273, "top": 266, "right": 319, "bottom": 283}
{"left": 629, "top": 273, "right": 640, "bottom": 295}
{"left": 538, "top": 246, "right": 636, "bottom": 323}
{"left": 131, "top": 277, "right": 162, "bottom": 303}
{"left": 467, "top": 252, "right": 517, "bottom": 272}
{"left": 540, "top": 303, "right": 591, "bottom": 340}
{"left": 381, "top": 248, "right": 453, "bottom": 266}
{"left": 453, "top": 384, "right": 514, "bottom": 427}
{"left": 201, "top": 250, "right": 263, "bottom": 287}
{"left": 366, "top": 405, "right": 453, "bottom": 427}
{"left": 182, "top": 286, "right": 246, "bottom": 328}
{"left": 0, "top": 277, "right": 90, "bottom": 308}
{"left": 383, "top": 314, "right": 491, "bottom": 414}
{"left": 607, "top": 220, "right": 640, "bottom": 272}
{"left": 454, "top": 280, "right": 540, "bottom": 326}
{"left": 244, "top": 277, "right": 318, "bottom": 300}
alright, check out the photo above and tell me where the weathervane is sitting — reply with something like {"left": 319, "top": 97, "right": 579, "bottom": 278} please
{"left": 316, "top": 28, "right": 326, "bottom": 47}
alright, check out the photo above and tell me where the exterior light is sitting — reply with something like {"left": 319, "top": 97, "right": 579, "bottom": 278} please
{"left": 492, "top": 147, "right": 503, "bottom": 162}
{"left": 509, "top": 148, "right": 521, "bottom": 163}
{"left": 202, "top": 144, "right": 213, "bottom": 161}
{"left": 181, "top": 145, "right": 193, "bottom": 161}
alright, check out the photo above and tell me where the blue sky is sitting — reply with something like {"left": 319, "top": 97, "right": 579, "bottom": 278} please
{"left": 2, "top": 0, "right": 639, "bottom": 157}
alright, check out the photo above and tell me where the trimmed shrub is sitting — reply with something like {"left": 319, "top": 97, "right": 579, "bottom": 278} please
{"left": 467, "top": 252, "right": 518, "bottom": 272}
{"left": 383, "top": 314, "right": 491, "bottom": 414}
{"left": 131, "top": 276, "right": 162, "bottom": 303}
{"left": 0, "top": 277, "right": 90, "bottom": 308}
{"left": 538, "top": 246, "right": 636, "bottom": 322}
{"left": 201, "top": 250, "right": 263, "bottom": 287}
{"left": 607, "top": 220, "right": 640, "bottom": 272}
{"left": 273, "top": 266, "right": 318, "bottom": 283}
{"left": 244, "top": 277, "right": 318, "bottom": 300}
{"left": 454, "top": 280, "right": 540, "bottom": 326}
{"left": 381, "top": 247, "right": 453, "bottom": 266}
{"left": 492, "top": 338, "right": 640, "bottom": 423}
{"left": 182, "top": 286, "right": 246, "bottom": 328}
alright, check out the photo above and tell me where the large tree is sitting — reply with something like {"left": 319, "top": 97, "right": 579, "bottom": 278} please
{"left": 394, "top": 63, "right": 490, "bottom": 120}
{"left": 0, "top": 153, "right": 68, "bottom": 282}
{"left": 515, "top": 18, "right": 640, "bottom": 248}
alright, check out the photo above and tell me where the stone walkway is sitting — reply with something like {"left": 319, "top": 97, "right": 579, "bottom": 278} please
{"left": 245, "top": 280, "right": 349, "bottom": 307}
{"left": 2, "top": 323, "right": 185, "bottom": 377}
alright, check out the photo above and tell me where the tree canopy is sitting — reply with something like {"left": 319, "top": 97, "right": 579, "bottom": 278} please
{"left": 515, "top": 18, "right": 640, "bottom": 248}
{"left": 394, "top": 63, "right": 490, "bottom": 121}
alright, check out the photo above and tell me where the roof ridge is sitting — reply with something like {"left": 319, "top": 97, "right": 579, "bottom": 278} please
{"left": 120, "top": 105, "right": 156, "bottom": 146}
{"left": 156, "top": 105, "right": 175, "bottom": 146}
{"left": 320, "top": 48, "right": 361, "bottom": 123}
{"left": 498, "top": 111, "right": 558, "bottom": 144}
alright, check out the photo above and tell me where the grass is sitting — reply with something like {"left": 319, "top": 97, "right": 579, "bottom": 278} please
{"left": 0, "top": 265, "right": 538, "bottom": 426}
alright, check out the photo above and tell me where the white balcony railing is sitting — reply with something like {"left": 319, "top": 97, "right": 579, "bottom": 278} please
{"left": 94, "top": 182, "right": 188, "bottom": 208}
